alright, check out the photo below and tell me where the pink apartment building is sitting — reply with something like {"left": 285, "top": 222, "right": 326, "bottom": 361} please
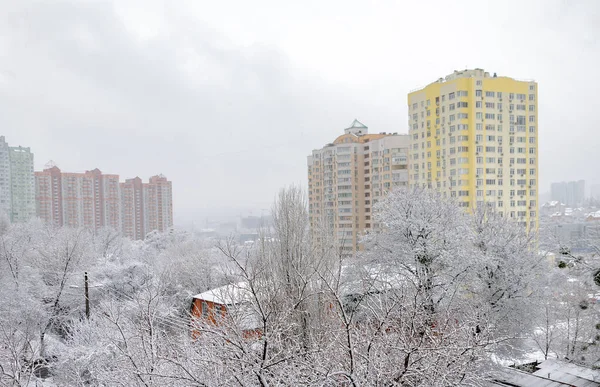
{"left": 35, "top": 166, "right": 172, "bottom": 239}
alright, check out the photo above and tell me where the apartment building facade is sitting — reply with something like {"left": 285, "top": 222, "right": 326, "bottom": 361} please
{"left": 120, "top": 175, "right": 173, "bottom": 240}
{"left": 35, "top": 166, "right": 122, "bottom": 229}
{"left": 408, "top": 69, "right": 538, "bottom": 230}
{"left": 0, "top": 136, "right": 36, "bottom": 223}
{"left": 308, "top": 120, "right": 409, "bottom": 254}
{"left": 35, "top": 166, "right": 172, "bottom": 239}
{"left": 0, "top": 137, "right": 11, "bottom": 219}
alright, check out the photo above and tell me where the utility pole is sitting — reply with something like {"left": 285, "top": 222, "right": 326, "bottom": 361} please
{"left": 84, "top": 272, "right": 90, "bottom": 319}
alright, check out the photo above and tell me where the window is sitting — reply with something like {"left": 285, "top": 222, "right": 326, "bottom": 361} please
{"left": 529, "top": 115, "right": 536, "bottom": 122}
{"left": 476, "top": 112, "right": 483, "bottom": 120}
{"left": 485, "top": 113, "right": 495, "bottom": 119}
{"left": 476, "top": 90, "right": 482, "bottom": 97}
{"left": 485, "top": 102, "right": 495, "bottom": 108}
{"left": 529, "top": 126, "right": 536, "bottom": 133}
{"left": 476, "top": 134, "right": 483, "bottom": 142}
{"left": 485, "top": 91, "right": 495, "bottom": 98}
{"left": 476, "top": 101, "right": 482, "bottom": 108}
{"left": 457, "top": 90, "right": 468, "bottom": 97}
{"left": 457, "top": 113, "right": 468, "bottom": 119}
{"left": 450, "top": 114, "right": 456, "bottom": 122}
{"left": 529, "top": 94, "right": 535, "bottom": 101}
{"left": 529, "top": 137, "right": 536, "bottom": 144}
{"left": 457, "top": 101, "right": 468, "bottom": 108}
{"left": 449, "top": 103, "right": 456, "bottom": 111}
{"left": 476, "top": 123, "right": 483, "bottom": 130}
{"left": 449, "top": 92, "right": 455, "bottom": 100}
{"left": 529, "top": 105, "right": 535, "bottom": 112}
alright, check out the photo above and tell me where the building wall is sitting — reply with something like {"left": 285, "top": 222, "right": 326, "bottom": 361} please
{"left": 35, "top": 166, "right": 63, "bottom": 226}
{"left": 8, "top": 146, "right": 35, "bottom": 223}
{"left": 121, "top": 177, "right": 145, "bottom": 240}
{"left": 35, "top": 168, "right": 172, "bottom": 239}
{"left": 308, "top": 120, "right": 409, "bottom": 255}
{"left": 408, "top": 69, "right": 538, "bottom": 230}
{"left": 0, "top": 137, "right": 11, "bottom": 219}
{"left": 102, "top": 174, "right": 121, "bottom": 231}
{"left": 121, "top": 175, "right": 173, "bottom": 240}
{"left": 0, "top": 138, "right": 36, "bottom": 223}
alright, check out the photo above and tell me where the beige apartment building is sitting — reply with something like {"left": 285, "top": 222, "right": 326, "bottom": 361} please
{"left": 408, "top": 69, "right": 538, "bottom": 230}
{"left": 308, "top": 120, "right": 409, "bottom": 255}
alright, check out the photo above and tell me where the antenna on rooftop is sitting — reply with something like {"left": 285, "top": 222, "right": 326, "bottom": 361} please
{"left": 45, "top": 160, "right": 57, "bottom": 169}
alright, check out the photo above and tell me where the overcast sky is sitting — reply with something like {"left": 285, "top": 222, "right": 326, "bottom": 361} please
{"left": 1, "top": 0, "right": 599, "bottom": 226}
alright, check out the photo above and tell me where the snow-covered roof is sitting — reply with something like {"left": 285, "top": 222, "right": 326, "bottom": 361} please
{"left": 586, "top": 210, "right": 600, "bottom": 219}
{"left": 193, "top": 282, "right": 252, "bottom": 305}
{"left": 490, "top": 359, "right": 600, "bottom": 386}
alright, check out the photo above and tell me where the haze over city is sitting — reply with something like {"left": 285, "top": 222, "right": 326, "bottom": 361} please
{"left": 1, "top": 0, "right": 599, "bottom": 227}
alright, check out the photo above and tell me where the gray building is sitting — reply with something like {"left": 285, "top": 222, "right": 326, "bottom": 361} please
{"left": 9, "top": 145, "right": 36, "bottom": 222}
{"left": 550, "top": 180, "right": 585, "bottom": 207}
{"left": 0, "top": 136, "right": 36, "bottom": 223}
{"left": 0, "top": 137, "right": 11, "bottom": 219}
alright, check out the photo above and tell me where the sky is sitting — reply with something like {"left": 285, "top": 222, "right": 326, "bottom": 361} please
{"left": 0, "top": 0, "right": 599, "bottom": 227}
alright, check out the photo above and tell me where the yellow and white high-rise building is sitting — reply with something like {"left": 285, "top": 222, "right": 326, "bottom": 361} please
{"left": 408, "top": 69, "right": 538, "bottom": 229}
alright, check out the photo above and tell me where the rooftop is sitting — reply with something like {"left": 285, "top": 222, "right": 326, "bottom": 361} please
{"left": 410, "top": 68, "right": 536, "bottom": 93}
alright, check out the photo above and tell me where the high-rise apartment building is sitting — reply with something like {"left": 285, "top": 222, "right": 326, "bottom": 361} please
{"left": 35, "top": 166, "right": 173, "bottom": 239}
{"left": 408, "top": 69, "right": 538, "bottom": 230}
{"left": 308, "top": 120, "right": 409, "bottom": 255}
{"left": 35, "top": 166, "right": 122, "bottom": 229}
{"left": 120, "top": 175, "right": 173, "bottom": 240}
{"left": 9, "top": 146, "right": 36, "bottom": 222}
{"left": 0, "top": 136, "right": 36, "bottom": 223}
{"left": 551, "top": 180, "right": 585, "bottom": 207}
{"left": 0, "top": 137, "right": 11, "bottom": 219}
